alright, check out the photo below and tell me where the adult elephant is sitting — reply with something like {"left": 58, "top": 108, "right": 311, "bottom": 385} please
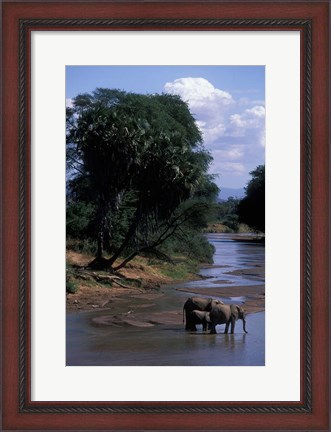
{"left": 209, "top": 303, "right": 247, "bottom": 334}
{"left": 183, "top": 297, "right": 223, "bottom": 331}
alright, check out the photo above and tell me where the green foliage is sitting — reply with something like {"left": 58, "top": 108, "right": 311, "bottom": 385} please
{"left": 237, "top": 223, "right": 253, "bottom": 233}
{"left": 158, "top": 259, "right": 199, "bottom": 280}
{"left": 66, "top": 238, "right": 97, "bottom": 255}
{"left": 66, "top": 201, "right": 95, "bottom": 238}
{"left": 204, "top": 223, "right": 234, "bottom": 234}
{"left": 66, "top": 88, "right": 218, "bottom": 268}
{"left": 238, "top": 165, "right": 265, "bottom": 233}
{"left": 161, "top": 228, "right": 215, "bottom": 264}
{"left": 66, "top": 266, "right": 78, "bottom": 293}
{"left": 246, "top": 165, "right": 265, "bottom": 195}
{"left": 214, "top": 196, "right": 240, "bottom": 231}
{"left": 106, "top": 190, "right": 138, "bottom": 250}
{"left": 66, "top": 279, "right": 78, "bottom": 294}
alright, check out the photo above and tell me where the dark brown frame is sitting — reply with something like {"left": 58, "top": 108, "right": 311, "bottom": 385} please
{"left": 2, "top": 1, "right": 329, "bottom": 431}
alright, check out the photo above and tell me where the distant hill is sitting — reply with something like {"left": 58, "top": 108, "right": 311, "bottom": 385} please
{"left": 218, "top": 187, "right": 245, "bottom": 201}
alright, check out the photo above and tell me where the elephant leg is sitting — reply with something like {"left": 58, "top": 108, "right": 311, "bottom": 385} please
{"left": 210, "top": 324, "right": 217, "bottom": 334}
{"left": 224, "top": 322, "right": 230, "bottom": 334}
{"left": 185, "top": 310, "right": 193, "bottom": 331}
{"left": 187, "top": 323, "right": 197, "bottom": 331}
{"left": 230, "top": 318, "right": 236, "bottom": 334}
{"left": 188, "top": 317, "right": 197, "bottom": 331}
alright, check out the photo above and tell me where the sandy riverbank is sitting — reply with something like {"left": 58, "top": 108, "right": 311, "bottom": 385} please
{"left": 66, "top": 249, "right": 203, "bottom": 313}
{"left": 67, "top": 266, "right": 264, "bottom": 316}
{"left": 86, "top": 283, "right": 265, "bottom": 329}
{"left": 67, "top": 251, "right": 264, "bottom": 328}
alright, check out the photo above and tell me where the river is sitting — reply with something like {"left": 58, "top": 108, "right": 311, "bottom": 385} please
{"left": 66, "top": 233, "right": 265, "bottom": 366}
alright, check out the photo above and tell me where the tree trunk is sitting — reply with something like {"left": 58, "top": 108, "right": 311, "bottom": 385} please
{"left": 113, "top": 251, "right": 138, "bottom": 272}
{"left": 96, "top": 231, "right": 104, "bottom": 260}
{"left": 107, "top": 210, "right": 139, "bottom": 267}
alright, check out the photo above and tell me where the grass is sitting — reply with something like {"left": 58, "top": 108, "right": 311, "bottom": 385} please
{"left": 204, "top": 222, "right": 254, "bottom": 234}
{"left": 157, "top": 257, "right": 199, "bottom": 280}
{"left": 66, "top": 247, "right": 201, "bottom": 296}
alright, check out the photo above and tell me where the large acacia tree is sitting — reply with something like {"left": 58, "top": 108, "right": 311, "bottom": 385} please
{"left": 66, "top": 88, "right": 218, "bottom": 270}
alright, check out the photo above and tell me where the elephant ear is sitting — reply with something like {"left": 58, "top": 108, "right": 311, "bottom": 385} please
{"left": 205, "top": 298, "right": 214, "bottom": 311}
{"left": 230, "top": 304, "right": 240, "bottom": 318}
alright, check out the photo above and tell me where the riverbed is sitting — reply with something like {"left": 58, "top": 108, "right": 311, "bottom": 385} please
{"left": 66, "top": 233, "right": 265, "bottom": 366}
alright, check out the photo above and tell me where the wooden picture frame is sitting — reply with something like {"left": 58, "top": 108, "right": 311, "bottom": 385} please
{"left": 2, "top": 1, "right": 329, "bottom": 430}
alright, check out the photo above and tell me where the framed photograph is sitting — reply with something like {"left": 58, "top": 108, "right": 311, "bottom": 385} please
{"left": 2, "top": 1, "right": 329, "bottom": 431}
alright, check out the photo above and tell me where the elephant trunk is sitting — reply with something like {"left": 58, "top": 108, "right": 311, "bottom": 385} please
{"left": 242, "top": 318, "right": 248, "bottom": 334}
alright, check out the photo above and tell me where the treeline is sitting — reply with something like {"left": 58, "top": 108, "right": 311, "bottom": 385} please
{"left": 66, "top": 88, "right": 218, "bottom": 272}
{"left": 210, "top": 165, "right": 265, "bottom": 234}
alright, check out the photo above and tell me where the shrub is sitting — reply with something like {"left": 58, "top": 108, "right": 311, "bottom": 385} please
{"left": 66, "top": 238, "right": 97, "bottom": 255}
{"left": 66, "top": 263, "right": 79, "bottom": 293}
{"left": 66, "top": 278, "right": 78, "bottom": 294}
{"left": 161, "top": 231, "right": 215, "bottom": 264}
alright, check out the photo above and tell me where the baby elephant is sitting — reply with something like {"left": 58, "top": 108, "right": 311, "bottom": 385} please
{"left": 209, "top": 303, "right": 247, "bottom": 334}
{"left": 191, "top": 310, "right": 211, "bottom": 332}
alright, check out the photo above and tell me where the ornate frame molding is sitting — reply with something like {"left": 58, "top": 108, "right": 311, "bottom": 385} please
{"left": 18, "top": 18, "right": 312, "bottom": 415}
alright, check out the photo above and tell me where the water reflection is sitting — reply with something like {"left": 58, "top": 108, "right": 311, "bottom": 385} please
{"left": 67, "top": 311, "right": 264, "bottom": 366}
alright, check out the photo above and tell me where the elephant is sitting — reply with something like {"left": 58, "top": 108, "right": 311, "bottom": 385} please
{"left": 191, "top": 310, "right": 211, "bottom": 331}
{"left": 183, "top": 297, "right": 224, "bottom": 331}
{"left": 209, "top": 303, "right": 247, "bottom": 334}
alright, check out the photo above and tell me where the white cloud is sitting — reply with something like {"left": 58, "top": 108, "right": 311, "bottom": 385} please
{"left": 224, "top": 162, "right": 246, "bottom": 175}
{"left": 199, "top": 123, "right": 226, "bottom": 145}
{"left": 164, "top": 77, "right": 234, "bottom": 146}
{"left": 163, "top": 77, "right": 265, "bottom": 187}
{"left": 211, "top": 159, "right": 246, "bottom": 176}
{"left": 230, "top": 106, "right": 265, "bottom": 129}
{"left": 238, "top": 98, "right": 265, "bottom": 107}
{"left": 164, "top": 77, "right": 233, "bottom": 110}
{"left": 227, "top": 105, "right": 265, "bottom": 146}
{"left": 66, "top": 98, "right": 74, "bottom": 108}
{"left": 212, "top": 147, "right": 244, "bottom": 161}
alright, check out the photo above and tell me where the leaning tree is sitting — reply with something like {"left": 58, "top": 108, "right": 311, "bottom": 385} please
{"left": 66, "top": 88, "right": 218, "bottom": 270}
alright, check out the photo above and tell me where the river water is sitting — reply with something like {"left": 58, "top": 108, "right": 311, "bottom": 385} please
{"left": 66, "top": 234, "right": 265, "bottom": 366}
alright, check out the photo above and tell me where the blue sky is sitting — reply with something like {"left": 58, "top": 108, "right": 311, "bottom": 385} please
{"left": 66, "top": 66, "right": 265, "bottom": 189}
